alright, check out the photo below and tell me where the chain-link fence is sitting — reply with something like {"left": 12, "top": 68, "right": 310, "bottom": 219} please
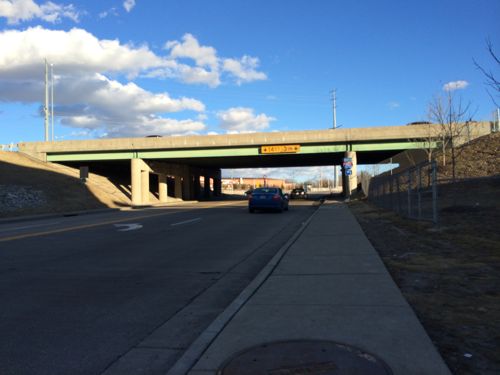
{"left": 368, "top": 160, "right": 438, "bottom": 223}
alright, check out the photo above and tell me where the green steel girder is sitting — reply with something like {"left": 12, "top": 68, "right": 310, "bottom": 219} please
{"left": 46, "top": 141, "right": 435, "bottom": 162}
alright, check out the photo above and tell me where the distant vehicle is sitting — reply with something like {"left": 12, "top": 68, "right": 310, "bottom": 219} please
{"left": 407, "top": 121, "right": 431, "bottom": 126}
{"left": 244, "top": 189, "right": 254, "bottom": 197}
{"left": 248, "top": 187, "right": 289, "bottom": 213}
{"left": 290, "top": 188, "right": 307, "bottom": 199}
{"left": 146, "top": 135, "right": 162, "bottom": 138}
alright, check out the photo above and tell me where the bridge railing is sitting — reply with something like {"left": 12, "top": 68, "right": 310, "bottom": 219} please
{"left": 1, "top": 143, "right": 18, "bottom": 151}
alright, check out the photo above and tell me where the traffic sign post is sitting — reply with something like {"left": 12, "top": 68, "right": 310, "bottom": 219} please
{"left": 343, "top": 152, "right": 357, "bottom": 200}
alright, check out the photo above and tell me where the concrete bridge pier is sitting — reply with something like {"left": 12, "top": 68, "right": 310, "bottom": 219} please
{"left": 193, "top": 175, "right": 201, "bottom": 199}
{"left": 182, "top": 167, "right": 191, "bottom": 201}
{"left": 203, "top": 175, "right": 211, "bottom": 199}
{"left": 131, "top": 159, "right": 142, "bottom": 206}
{"left": 342, "top": 151, "right": 358, "bottom": 198}
{"left": 131, "top": 160, "right": 223, "bottom": 204}
{"left": 141, "top": 169, "right": 149, "bottom": 204}
{"left": 174, "top": 176, "right": 183, "bottom": 200}
{"left": 158, "top": 174, "right": 168, "bottom": 203}
{"left": 131, "top": 158, "right": 154, "bottom": 206}
{"left": 213, "top": 170, "right": 222, "bottom": 197}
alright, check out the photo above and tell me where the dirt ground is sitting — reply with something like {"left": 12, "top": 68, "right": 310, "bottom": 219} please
{"left": 349, "top": 198, "right": 500, "bottom": 375}
{"left": 0, "top": 151, "right": 130, "bottom": 217}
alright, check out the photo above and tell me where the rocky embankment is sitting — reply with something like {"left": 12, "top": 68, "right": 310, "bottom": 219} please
{"left": 0, "top": 151, "right": 130, "bottom": 217}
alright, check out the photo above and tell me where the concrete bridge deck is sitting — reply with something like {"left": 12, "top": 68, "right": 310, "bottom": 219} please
{"left": 15, "top": 122, "right": 492, "bottom": 205}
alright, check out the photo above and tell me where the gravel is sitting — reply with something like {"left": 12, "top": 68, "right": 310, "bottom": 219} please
{"left": 0, "top": 185, "right": 47, "bottom": 212}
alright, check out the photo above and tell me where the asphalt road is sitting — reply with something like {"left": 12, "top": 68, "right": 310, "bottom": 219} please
{"left": 0, "top": 199, "right": 317, "bottom": 375}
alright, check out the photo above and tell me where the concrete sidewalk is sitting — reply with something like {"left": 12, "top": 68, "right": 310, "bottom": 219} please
{"left": 181, "top": 201, "right": 451, "bottom": 374}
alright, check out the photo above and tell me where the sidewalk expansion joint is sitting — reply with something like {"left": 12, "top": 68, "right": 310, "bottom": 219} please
{"left": 137, "top": 345, "right": 185, "bottom": 350}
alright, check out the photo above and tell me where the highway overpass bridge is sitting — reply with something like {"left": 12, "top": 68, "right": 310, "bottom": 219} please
{"left": 17, "top": 122, "right": 491, "bottom": 205}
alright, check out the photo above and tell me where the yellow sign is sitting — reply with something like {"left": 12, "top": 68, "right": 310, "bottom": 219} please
{"left": 261, "top": 144, "right": 301, "bottom": 154}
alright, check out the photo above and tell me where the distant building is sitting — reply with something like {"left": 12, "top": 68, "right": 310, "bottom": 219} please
{"left": 222, "top": 177, "right": 294, "bottom": 190}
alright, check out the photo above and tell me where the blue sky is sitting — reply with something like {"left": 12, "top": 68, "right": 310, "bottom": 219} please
{"left": 0, "top": 0, "right": 499, "bottom": 179}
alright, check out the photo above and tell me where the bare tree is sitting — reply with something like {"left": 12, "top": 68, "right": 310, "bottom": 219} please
{"left": 428, "top": 91, "right": 473, "bottom": 181}
{"left": 474, "top": 39, "right": 500, "bottom": 106}
{"left": 359, "top": 170, "right": 372, "bottom": 197}
{"left": 406, "top": 122, "right": 441, "bottom": 164}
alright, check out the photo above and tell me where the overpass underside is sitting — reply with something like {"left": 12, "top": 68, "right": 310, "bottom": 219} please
{"left": 17, "top": 122, "right": 492, "bottom": 205}
{"left": 45, "top": 141, "right": 422, "bottom": 166}
{"left": 44, "top": 141, "right": 430, "bottom": 205}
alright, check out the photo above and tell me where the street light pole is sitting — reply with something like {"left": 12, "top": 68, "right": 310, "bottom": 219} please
{"left": 44, "top": 59, "right": 49, "bottom": 141}
{"left": 50, "top": 63, "right": 54, "bottom": 141}
{"left": 332, "top": 90, "right": 337, "bottom": 130}
{"left": 331, "top": 89, "right": 338, "bottom": 188}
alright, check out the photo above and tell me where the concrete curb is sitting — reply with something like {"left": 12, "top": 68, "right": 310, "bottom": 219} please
{"left": 165, "top": 203, "right": 323, "bottom": 375}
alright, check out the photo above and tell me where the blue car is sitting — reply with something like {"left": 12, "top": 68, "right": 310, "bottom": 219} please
{"left": 248, "top": 187, "right": 289, "bottom": 213}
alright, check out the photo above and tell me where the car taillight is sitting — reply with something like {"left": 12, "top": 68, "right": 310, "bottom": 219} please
{"left": 272, "top": 194, "right": 280, "bottom": 200}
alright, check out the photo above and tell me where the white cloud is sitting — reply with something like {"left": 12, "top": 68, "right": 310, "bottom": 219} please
{"left": 387, "top": 101, "right": 400, "bottom": 110}
{"left": 0, "top": 27, "right": 268, "bottom": 138}
{"left": 217, "top": 107, "right": 275, "bottom": 132}
{"left": 0, "top": 28, "right": 125, "bottom": 82}
{"left": 64, "top": 116, "right": 206, "bottom": 138}
{"left": 443, "top": 80, "right": 469, "bottom": 91}
{"left": 0, "top": 27, "right": 164, "bottom": 80}
{"left": 222, "top": 55, "right": 267, "bottom": 85}
{"left": 99, "top": 7, "right": 118, "bottom": 19}
{"left": 163, "top": 33, "right": 267, "bottom": 87}
{"left": 0, "top": 27, "right": 206, "bottom": 137}
{"left": 0, "top": 0, "right": 79, "bottom": 24}
{"left": 0, "top": 28, "right": 266, "bottom": 89}
{"left": 54, "top": 73, "right": 206, "bottom": 136}
{"left": 166, "top": 33, "right": 218, "bottom": 70}
{"left": 123, "top": 0, "right": 135, "bottom": 13}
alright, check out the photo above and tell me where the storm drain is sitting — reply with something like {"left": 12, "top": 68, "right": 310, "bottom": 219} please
{"left": 217, "top": 340, "right": 393, "bottom": 375}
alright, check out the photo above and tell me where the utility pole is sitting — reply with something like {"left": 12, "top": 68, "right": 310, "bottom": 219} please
{"left": 44, "top": 59, "right": 49, "bottom": 141}
{"left": 332, "top": 89, "right": 337, "bottom": 130}
{"left": 331, "top": 89, "right": 338, "bottom": 188}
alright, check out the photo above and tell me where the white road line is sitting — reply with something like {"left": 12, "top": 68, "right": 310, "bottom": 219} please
{"left": 114, "top": 223, "right": 143, "bottom": 232}
{"left": 170, "top": 218, "right": 202, "bottom": 227}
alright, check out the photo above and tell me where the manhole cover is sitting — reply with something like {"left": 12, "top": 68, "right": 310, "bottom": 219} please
{"left": 217, "top": 340, "right": 392, "bottom": 375}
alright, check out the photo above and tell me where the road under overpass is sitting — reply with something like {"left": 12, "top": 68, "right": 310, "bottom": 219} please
{"left": 17, "top": 122, "right": 491, "bottom": 205}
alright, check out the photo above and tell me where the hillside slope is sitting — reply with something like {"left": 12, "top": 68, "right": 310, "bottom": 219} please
{"left": 0, "top": 152, "right": 131, "bottom": 217}
{"left": 351, "top": 131, "right": 500, "bottom": 374}
{"left": 437, "top": 131, "right": 500, "bottom": 178}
